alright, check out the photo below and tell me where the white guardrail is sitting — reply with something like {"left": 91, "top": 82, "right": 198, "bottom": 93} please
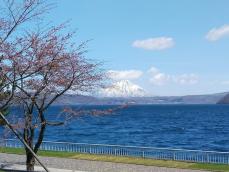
{"left": 1, "top": 139, "right": 229, "bottom": 164}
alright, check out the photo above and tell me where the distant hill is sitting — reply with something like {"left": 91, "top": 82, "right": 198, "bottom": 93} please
{"left": 217, "top": 93, "right": 229, "bottom": 104}
{"left": 53, "top": 94, "right": 98, "bottom": 105}
{"left": 53, "top": 92, "right": 228, "bottom": 105}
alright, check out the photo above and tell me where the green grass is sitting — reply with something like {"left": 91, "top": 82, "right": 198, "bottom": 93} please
{"left": 1, "top": 147, "right": 229, "bottom": 171}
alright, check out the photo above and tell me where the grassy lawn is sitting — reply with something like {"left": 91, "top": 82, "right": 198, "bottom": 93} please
{"left": 1, "top": 147, "right": 229, "bottom": 172}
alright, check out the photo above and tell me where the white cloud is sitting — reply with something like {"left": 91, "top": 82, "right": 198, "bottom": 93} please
{"left": 107, "top": 70, "right": 143, "bottom": 81}
{"left": 173, "top": 74, "right": 199, "bottom": 85}
{"left": 148, "top": 67, "right": 199, "bottom": 86}
{"left": 132, "top": 37, "right": 174, "bottom": 50}
{"left": 148, "top": 67, "right": 160, "bottom": 75}
{"left": 148, "top": 67, "right": 170, "bottom": 85}
{"left": 206, "top": 25, "right": 229, "bottom": 41}
{"left": 150, "top": 73, "right": 170, "bottom": 85}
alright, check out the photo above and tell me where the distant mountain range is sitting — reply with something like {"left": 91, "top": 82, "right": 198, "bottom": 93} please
{"left": 53, "top": 92, "right": 229, "bottom": 105}
{"left": 217, "top": 93, "right": 229, "bottom": 104}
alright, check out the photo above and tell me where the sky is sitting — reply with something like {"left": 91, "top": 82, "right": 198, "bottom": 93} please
{"left": 47, "top": 0, "right": 229, "bottom": 96}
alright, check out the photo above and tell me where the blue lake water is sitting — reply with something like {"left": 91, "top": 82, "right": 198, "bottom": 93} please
{"left": 2, "top": 105, "right": 229, "bottom": 151}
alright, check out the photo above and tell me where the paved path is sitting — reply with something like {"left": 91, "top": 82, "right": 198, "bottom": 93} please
{"left": 0, "top": 164, "right": 85, "bottom": 172}
{"left": 0, "top": 153, "right": 208, "bottom": 172}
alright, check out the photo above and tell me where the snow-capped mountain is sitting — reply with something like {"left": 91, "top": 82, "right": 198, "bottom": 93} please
{"left": 100, "top": 80, "right": 146, "bottom": 97}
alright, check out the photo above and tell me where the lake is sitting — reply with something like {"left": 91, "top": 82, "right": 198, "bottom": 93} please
{"left": 2, "top": 105, "right": 229, "bottom": 152}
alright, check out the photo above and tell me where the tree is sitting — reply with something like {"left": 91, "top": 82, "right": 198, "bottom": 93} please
{"left": 0, "top": 1, "right": 105, "bottom": 171}
{"left": 7, "top": 26, "right": 104, "bottom": 171}
{"left": 0, "top": 1, "right": 63, "bottom": 171}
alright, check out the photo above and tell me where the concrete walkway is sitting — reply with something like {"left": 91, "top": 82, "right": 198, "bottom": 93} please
{"left": 0, "top": 164, "right": 85, "bottom": 172}
{"left": 0, "top": 153, "right": 208, "bottom": 172}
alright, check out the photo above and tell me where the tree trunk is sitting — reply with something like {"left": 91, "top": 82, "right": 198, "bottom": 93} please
{"left": 25, "top": 136, "right": 35, "bottom": 171}
{"left": 24, "top": 112, "right": 35, "bottom": 171}
{"left": 26, "top": 151, "right": 35, "bottom": 171}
